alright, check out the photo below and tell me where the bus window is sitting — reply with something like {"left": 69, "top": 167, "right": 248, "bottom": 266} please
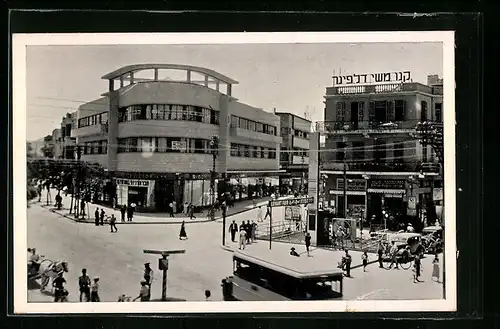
{"left": 297, "top": 277, "right": 342, "bottom": 300}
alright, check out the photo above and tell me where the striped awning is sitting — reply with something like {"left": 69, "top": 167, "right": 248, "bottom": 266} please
{"left": 367, "top": 188, "right": 405, "bottom": 194}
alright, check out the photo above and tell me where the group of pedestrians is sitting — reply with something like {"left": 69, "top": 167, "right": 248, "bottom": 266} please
{"left": 78, "top": 268, "right": 100, "bottom": 302}
{"left": 94, "top": 207, "right": 118, "bottom": 232}
{"left": 120, "top": 204, "right": 136, "bottom": 222}
{"left": 228, "top": 220, "right": 258, "bottom": 250}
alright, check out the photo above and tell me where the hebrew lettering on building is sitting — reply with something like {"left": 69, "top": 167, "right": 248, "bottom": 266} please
{"left": 332, "top": 71, "right": 411, "bottom": 85}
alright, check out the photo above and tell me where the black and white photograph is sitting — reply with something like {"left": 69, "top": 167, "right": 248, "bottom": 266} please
{"left": 13, "top": 32, "right": 456, "bottom": 313}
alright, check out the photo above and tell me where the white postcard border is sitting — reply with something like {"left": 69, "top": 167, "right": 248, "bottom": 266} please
{"left": 13, "top": 31, "right": 456, "bottom": 313}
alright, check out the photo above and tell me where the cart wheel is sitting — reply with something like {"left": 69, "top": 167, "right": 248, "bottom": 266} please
{"left": 399, "top": 253, "right": 412, "bottom": 270}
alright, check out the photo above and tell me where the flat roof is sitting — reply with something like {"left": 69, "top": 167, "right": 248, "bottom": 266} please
{"left": 234, "top": 248, "right": 343, "bottom": 279}
{"left": 101, "top": 64, "right": 239, "bottom": 85}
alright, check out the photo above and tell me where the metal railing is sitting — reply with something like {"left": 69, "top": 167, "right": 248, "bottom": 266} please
{"left": 326, "top": 83, "right": 443, "bottom": 96}
{"left": 321, "top": 161, "right": 441, "bottom": 173}
{"left": 316, "top": 119, "right": 428, "bottom": 133}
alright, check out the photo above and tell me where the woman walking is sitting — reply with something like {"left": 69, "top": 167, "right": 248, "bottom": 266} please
{"left": 431, "top": 255, "right": 440, "bottom": 282}
{"left": 361, "top": 251, "right": 369, "bottom": 272}
{"left": 179, "top": 221, "right": 188, "bottom": 240}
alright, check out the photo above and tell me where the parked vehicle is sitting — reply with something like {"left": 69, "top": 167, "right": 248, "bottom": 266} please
{"left": 421, "top": 226, "right": 444, "bottom": 254}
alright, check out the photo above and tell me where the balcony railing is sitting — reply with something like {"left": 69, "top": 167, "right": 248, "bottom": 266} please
{"left": 315, "top": 119, "right": 431, "bottom": 133}
{"left": 321, "top": 161, "right": 441, "bottom": 173}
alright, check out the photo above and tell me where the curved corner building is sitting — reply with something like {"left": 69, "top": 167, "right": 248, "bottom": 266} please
{"left": 74, "top": 64, "right": 282, "bottom": 212}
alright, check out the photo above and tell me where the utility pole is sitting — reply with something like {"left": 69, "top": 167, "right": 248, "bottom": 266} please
{"left": 342, "top": 137, "right": 348, "bottom": 218}
{"left": 74, "top": 145, "right": 82, "bottom": 218}
{"left": 209, "top": 136, "right": 219, "bottom": 222}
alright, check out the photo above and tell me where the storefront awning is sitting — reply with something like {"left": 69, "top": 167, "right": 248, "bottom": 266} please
{"left": 367, "top": 188, "right": 405, "bottom": 194}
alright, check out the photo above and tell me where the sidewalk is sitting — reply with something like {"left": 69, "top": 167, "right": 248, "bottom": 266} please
{"left": 36, "top": 188, "right": 274, "bottom": 225}
{"left": 220, "top": 239, "right": 378, "bottom": 270}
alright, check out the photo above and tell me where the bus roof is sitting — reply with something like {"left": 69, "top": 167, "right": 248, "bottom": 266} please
{"left": 233, "top": 249, "right": 344, "bottom": 279}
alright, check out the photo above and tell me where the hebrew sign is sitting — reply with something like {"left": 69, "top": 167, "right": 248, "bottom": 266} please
{"left": 333, "top": 71, "right": 411, "bottom": 85}
{"left": 270, "top": 196, "right": 314, "bottom": 207}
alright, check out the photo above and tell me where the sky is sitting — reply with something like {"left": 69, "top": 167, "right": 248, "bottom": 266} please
{"left": 26, "top": 42, "right": 443, "bottom": 141}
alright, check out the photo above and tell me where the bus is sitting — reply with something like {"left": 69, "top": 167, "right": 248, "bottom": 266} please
{"left": 221, "top": 250, "right": 343, "bottom": 301}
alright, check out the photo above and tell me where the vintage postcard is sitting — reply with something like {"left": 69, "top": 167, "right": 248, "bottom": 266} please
{"left": 13, "top": 31, "right": 456, "bottom": 313}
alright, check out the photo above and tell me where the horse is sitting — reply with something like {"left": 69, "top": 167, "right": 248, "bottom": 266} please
{"left": 38, "top": 260, "right": 69, "bottom": 291}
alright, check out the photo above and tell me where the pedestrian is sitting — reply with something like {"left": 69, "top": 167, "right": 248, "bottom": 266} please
{"left": 413, "top": 254, "right": 422, "bottom": 283}
{"left": 431, "top": 255, "right": 440, "bottom": 282}
{"left": 257, "top": 206, "right": 263, "bottom": 222}
{"left": 362, "top": 251, "right": 369, "bottom": 272}
{"left": 377, "top": 243, "right": 384, "bottom": 268}
{"left": 126, "top": 205, "right": 132, "bottom": 221}
{"left": 251, "top": 220, "right": 257, "bottom": 242}
{"left": 129, "top": 203, "right": 136, "bottom": 221}
{"left": 133, "top": 280, "right": 150, "bottom": 302}
{"left": 388, "top": 241, "right": 399, "bottom": 269}
{"left": 169, "top": 201, "right": 175, "bottom": 217}
{"left": 290, "top": 247, "right": 300, "bottom": 257}
{"left": 52, "top": 272, "right": 67, "bottom": 302}
{"left": 305, "top": 232, "right": 311, "bottom": 256}
{"left": 183, "top": 201, "right": 189, "bottom": 216}
{"left": 245, "top": 220, "right": 252, "bottom": 244}
{"left": 239, "top": 225, "right": 247, "bottom": 250}
{"left": 189, "top": 203, "right": 196, "bottom": 220}
{"left": 109, "top": 214, "right": 118, "bottom": 233}
{"left": 179, "top": 221, "right": 187, "bottom": 240}
{"left": 80, "top": 199, "right": 86, "bottom": 217}
{"left": 343, "top": 249, "right": 352, "bottom": 277}
{"left": 94, "top": 208, "right": 100, "bottom": 226}
{"left": 37, "top": 184, "right": 42, "bottom": 202}
{"left": 78, "top": 268, "right": 91, "bottom": 302}
{"left": 229, "top": 220, "right": 238, "bottom": 242}
{"left": 100, "top": 209, "right": 105, "bottom": 226}
{"left": 172, "top": 200, "right": 177, "bottom": 215}
{"left": 143, "top": 262, "right": 153, "bottom": 299}
{"left": 407, "top": 222, "right": 415, "bottom": 233}
{"left": 55, "top": 193, "right": 62, "bottom": 209}
{"left": 90, "top": 277, "right": 100, "bottom": 302}
{"left": 205, "top": 290, "right": 211, "bottom": 301}
{"left": 120, "top": 205, "right": 127, "bottom": 222}
{"left": 264, "top": 205, "right": 271, "bottom": 220}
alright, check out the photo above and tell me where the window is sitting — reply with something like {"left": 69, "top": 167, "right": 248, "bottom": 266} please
{"left": 281, "top": 127, "right": 290, "bottom": 136}
{"left": 435, "top": 103, "right": 443, "bottom": 122}
{"left": 336, "top": 142, "right": 346, "bottom": 161}
{"left": 269, "top": 149, "right": 276, "bottom": 159}
{"left": 336, "top": 102, "right": 346, "bottom": 122}
{"left": 239, "top": 118, "right": 249, "bottom": 130}
{"left": 252, "top": 146, "right": 258, "bottom": 158}
{"left": 101, "top": 140, "right": 108, "bottom": 154}
{"left": 256, "top": 122, "right": 264, "bottom": 133}
{"left": 238, "top": 144, "right": 244, "bottom": 157}
{"left": 421, "top": 101, "right": 428, "bottom": 121}
{"left": 248, "top": 120, "right": 256, "bottom": 132}
{"left": 202, "top": 108, "right": 211, "bottom": 124}
{"left": 394, "top": 142, "right": 404, "bottom": 160}
{"left": 230, "top": 143, "right": 238, "bottom": 156}
{"left": 394, "top": 100, "right": 407, "bottom": 121}
{"left": 352, "top": 141, "right": 365, "bottom": 160}
{"left": 231, "top": 115, "right": 239, "bottom": 128}
{"left": 244, "top": 145, "right": 250, "bottom": 157}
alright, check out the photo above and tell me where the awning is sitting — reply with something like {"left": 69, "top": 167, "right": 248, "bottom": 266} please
{"left": 367, "top": 188, "right": 405, "bottom": 194}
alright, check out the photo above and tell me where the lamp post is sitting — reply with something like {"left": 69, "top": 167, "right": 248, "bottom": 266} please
{"left": 209, "top": 136, "right": 219, "bottom": 221}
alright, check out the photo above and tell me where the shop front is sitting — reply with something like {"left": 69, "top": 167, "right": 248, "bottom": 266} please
{"left": 181, "top": 173, "right": 216, "bottom": 208}
{"left": 115, "top": 178, "right": 155, "bottom": 210}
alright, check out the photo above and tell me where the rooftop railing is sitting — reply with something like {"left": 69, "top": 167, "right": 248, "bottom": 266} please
{"left": 321, "top": 161, "right": 441, "bottom": 173}
{"left": 326, "top": 82, "right": 444, "bottom": 96}
{"left": 315, "top": 119, "right": 431, "bottom": 133}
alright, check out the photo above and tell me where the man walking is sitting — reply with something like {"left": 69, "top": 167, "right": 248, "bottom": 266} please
{"left": 100, "top": 209, "right": 105, "bottom": 226}
{"left": 168, "top": 201, "right": 175, "bottom": 217}
{"left": 239, "top": 226, "right": 247, "bottom": 250}
{"left": 245, "top": 220, "right": 252, "bottom": 244}
{"left": 78, "top": 268, "right": 91, "bottom": 302}
{"left": 257, "top": 206, "right": 263, "bottom": 222}
{"left": 343, "top": 249, "right": 352, "bottom": 277}
{"left": 143, "top": 262, "right": 154, "bottom": 299}
{"left": 109, "top": 214, "right": 118, "bottom": 233}
{"left": 377, "top": 242, "right": 384, "bottom": 268}
{"left": 264, "top": 205, "right": 271, "bottom": 221}
{"left": 120, "top": 205, "right": 127, "bottom": 222}
{"left": 305, "top": 232, "right": 312, "bottom": 257}
{"left": 229, "top": 220, "right": 238, "bottom": 242}
{"left": 94, "top": 208, "right": 100, "bottom": 226}
{"left": 188, "top": 203, "right": 197, "bottom": 219}
{"left": 388, "top": 241, "right": 399, "bottom": 269}
{"left": 251, "top": 221, "right": 257, "bottom": 242}
{"left": 90, "top": 277, "right": 100, "bottom": 302}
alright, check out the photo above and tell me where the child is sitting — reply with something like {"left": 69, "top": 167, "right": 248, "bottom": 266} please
{"left": 361, "top": 251, "right": 368, "bottom": 272}
{"left": 431, "top": 255, "right": 440, "bottom": 282}
{"left": 90, "top": 277, "right": 100, "bottom": 302}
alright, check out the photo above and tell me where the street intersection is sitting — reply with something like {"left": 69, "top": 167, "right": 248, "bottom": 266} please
{"left": 27, "top": 202, "right": 443, "bottom": 302}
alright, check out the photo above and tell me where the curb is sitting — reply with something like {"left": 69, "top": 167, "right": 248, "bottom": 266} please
{"left": 219, "top": 244, "right": 378, "bottom": 270}
{"left": 43, "top": 203, "right": 259, "bottom": 225}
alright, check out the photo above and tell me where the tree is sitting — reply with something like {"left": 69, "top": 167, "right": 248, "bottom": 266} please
{"left": 26, "top": 142, "right": 33, "bottom": 158}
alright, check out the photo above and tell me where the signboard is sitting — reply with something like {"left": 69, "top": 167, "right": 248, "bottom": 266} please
{"left": 172, "top": 141, "right": 187, "bottom": 151}
{"left": 336, "top": 179, "right": 366, "bottom": 191}
{"left": 368, "top": 179, "right": 406, "bottom": 190}
{"left": 270, "top": 196, "right": 314, "bottom": 207}
{"left": 333, "top": 71, "right": 411, "bottom": 85}
{"left": 408, "top": 196, "right": 417, "bottom": 210}
{"left": 116, "top": 179, "right": 151, "bottom": 187}
{"left": 284, "top": 206, "right": 301, "bottom": 221}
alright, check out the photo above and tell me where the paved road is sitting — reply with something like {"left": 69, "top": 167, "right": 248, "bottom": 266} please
{"left": 27, "top": 204, "right": 443, "bottom": 303}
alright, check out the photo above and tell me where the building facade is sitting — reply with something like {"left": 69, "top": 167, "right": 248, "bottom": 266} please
{"left": 59, "top": 112, "right": 77, "bottom": 159}
{"left": 312, "top": 74, "right": 443, "bottom": 236}
{"left": 73, "top": 64, "right": 282, "bottom": 211}
{"left": 275, "top": 112, "right": 311, "bottom": 194}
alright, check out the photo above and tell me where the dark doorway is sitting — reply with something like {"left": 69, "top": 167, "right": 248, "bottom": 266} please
{"left": 128, "top": 186, "right": 148, "bottom": 207}
{"left": 420, "top": 101, "right": 428, "bottom": 121}
{"left": 155, "top": 177, "right": 175, "bottom": 212}
{"left": 367, "top": 194, "right": 383, "bottom": 223}
{"left": 374, "top": 101, "right": 388, "bottom": 123}
{"left": 350, "top": 102, "right": 359, "bottom": 130}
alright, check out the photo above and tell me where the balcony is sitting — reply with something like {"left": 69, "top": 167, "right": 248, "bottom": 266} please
{"left": 326, "top": 82, "right": 443, "bottom": 96}
{"left": 292, "top": 135, "right": 309, "bottom": 149}
{"left": 315, "top": 119, "right": 425, "bottom": 135}
{"left": 321, "top": 161, "right": 441, "bottom": 174}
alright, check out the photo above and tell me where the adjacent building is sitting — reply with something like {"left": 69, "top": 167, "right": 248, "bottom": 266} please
{"left": 275, "top": 111, "right": 311, "bottom": 194}
{"left": 313, "top": 74, "right": 443, "bottom": 232}
{"left": 73, "top": 64, "right": 282, "bottom": 211}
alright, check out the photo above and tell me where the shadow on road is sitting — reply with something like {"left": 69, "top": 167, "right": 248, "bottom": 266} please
{"left": 27, "top": 279, "right": 41, "bottom": 290}
{"left": 148, "top": 297, "right": 187, "bottom": 302}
